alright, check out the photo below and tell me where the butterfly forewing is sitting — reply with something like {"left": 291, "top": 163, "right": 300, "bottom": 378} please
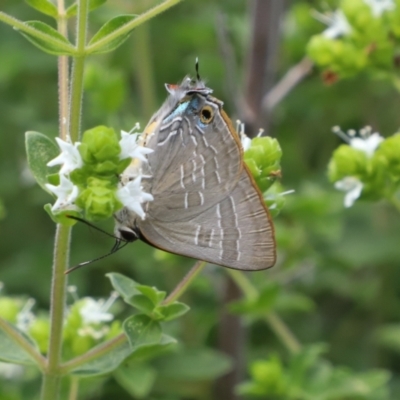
{"left": 143, "top": 95, "right": 243, "bottom": 222}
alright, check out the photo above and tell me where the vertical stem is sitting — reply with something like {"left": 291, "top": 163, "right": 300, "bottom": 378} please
{"left": 57, "top": 4, "right": 69, "bottom": 140}
{"left": 132, "top": 23, "right": 157, "bottom": 118}
{"left": 41, "top": 225, "right": 71, "bottom": 400}
{"left": 69, "top": 0, "right": 89, "bottom": 142}
{"left": 68, "top": 377, "right": 79, "bottom": 400}
{"left": 163, "top": 261, "right": 206, "bottom": 305}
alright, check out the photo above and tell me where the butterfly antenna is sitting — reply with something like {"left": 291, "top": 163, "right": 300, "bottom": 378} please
{"left": 65, "top": 240, "right": 129, "bottom": 274}
{"left": 66, "top": 215, "right": 125, "bottom": 241}
{"left": 195, "top": 57, "right": 201, "bottom": 81}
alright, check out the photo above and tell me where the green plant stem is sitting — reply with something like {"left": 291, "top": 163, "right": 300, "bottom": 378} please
{"left": 133, "top": 23, "right": 157, "bottom": 118}
{"left": 60, "top": 332, "right": 127, "bottom": 373}
{"left": 41, "top": 224, "right": 71, "bottom": 400}
{"left": 57, "top": 4, "right": 69, "bottom": 140}
{"left": 68, "top": 0, "right": 89, "bottom": 142}
{"left": 227, "top": 270, "right": 302, "bottom": 355}
{"left": 0, "top": 317, "right": 46, "bottom": 370}
{"left": 0, "top": 12, "right": 75, "bottom": 54}
{"left": 163, "top": 260, "right": 206, "bottom": 305}
{"left": 86, "top": 0, "right": 185, "bottom": 53}
{"left": 68, "top": 377, "right": 79, "bottom": 400}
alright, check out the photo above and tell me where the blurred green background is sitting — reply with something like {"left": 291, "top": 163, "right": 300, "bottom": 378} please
{"left": 1, "top": 0, "right": 400, "bottom": 399}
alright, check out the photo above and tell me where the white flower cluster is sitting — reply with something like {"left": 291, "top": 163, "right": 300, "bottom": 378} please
{"left": 315, "top": 0, "right": 395, "bottom": 40}
{"left": 45, "top": 126, "right": 153, "bottom": 220}
{"left": 332, "top": 126, "right": 384, "bottom": 207}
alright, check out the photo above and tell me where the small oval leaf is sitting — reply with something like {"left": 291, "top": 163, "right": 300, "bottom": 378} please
{"left": 25, "top": 131, "right": 60, "bottom": 194}
{"left": 123, "top": 315, "right": 162, "bottom": 350}
{"left": 66, "top": 0, "right": 107, "bottom": 17}
{"left": 25, "top": 0, "right": 58, "bottom": 17}
{"left": 0, "top": 324, "right": 38, "bottom": 365}
{"left": 88, "top": 15, "right": 137, "bottom": 54}
{"left": 71, "top": 340, "right": 132, "bottom": 377}
{"left": 106, "top": 272, "right": 140, "bottom": 300}
{"left": 19, "top": 21, "right": 75, "bottom": 55}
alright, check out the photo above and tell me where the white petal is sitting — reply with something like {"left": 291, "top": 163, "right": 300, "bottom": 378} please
{"left": 80, "top": 298, "right": 113, "bottom": 325}
{"left": 116, "top": 175, "right": 154, "bottom": 220}
{"left": 119, "top": 131, "right": 153, "bottom": 161}
{"left": 47, "top": 137, "right": 83, "bottom": 174}
{"left": 363, "top": 0, "right": 395, "bottom": 17}
{"left": 322, "top": 10, "right": 352, "bottom": 39}
{"left": 350, "top": 133, "right": 383, "bottom": 157}
{"left": 334, "top": 177, "right": 363, "bottom": 207}
{"left": 46, "top": 175, "right": 79, "bottom": 212}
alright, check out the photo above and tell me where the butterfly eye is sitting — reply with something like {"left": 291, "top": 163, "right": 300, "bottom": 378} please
{"left": 200, "top": 105, "right": 214, "bottom": 124}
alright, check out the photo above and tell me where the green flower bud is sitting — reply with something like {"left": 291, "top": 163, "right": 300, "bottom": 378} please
{"left": 29, "top": 317, "right": 50, "bottom": 354}
{"left": 75, "top": 177, "right": 122, "bottom": 221}
{"left": 328, "top": 144, "right": 368, "bottom": 182}
{"left": 341, "top": 0, "right": 378, "bottom": 32}
{"left": 71, "top": 335, "right": 94, "bottom": 357}
{"left": 251, "top": 357, "right": 286, "bottom": 394}
{"left": 244, "top": 137, "right": 282, "bottom": 193}
{"left": 375, "top": 134, "right": 400, "bottom": 179}
{"left": 79, "top": 126, "right": 121, "bottom": 166}
{"left": 0, "top": 298, "right": 20, "bottom": 322}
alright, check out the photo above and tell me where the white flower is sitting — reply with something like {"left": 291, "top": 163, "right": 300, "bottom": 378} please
{"left": 349, "top": 133, "right": 384, "bottom": 157}
{"left": 119, "top": 129, "right": 153, "bottom": 161}
{"left": 236, "top": 120, "right": 252, "bottom": 151}
{"left": 79, "top": 295, "right": 117, "bottom": 325}
{"left": 47, "top": 137, "right": 83, "bottom": 175}
{"left": 45, "top": 174, "right": 79, "bottom": 212}
{"left": 16, "top": 298, "right": 36, "bottom": 332}
{"left": 313, "top": 10, "right": 352, "bottom": 39}
{"left": 332, "top": 126, "right": 384, "bottom": 157}
{"left": 335, "top": 177, "right": 364, "bottom": 207}
{"left": 117, "top": 175, "right": 154, "bottom": 220}
{"left": 363, "top": 0, "right": 395, "bottom": 17}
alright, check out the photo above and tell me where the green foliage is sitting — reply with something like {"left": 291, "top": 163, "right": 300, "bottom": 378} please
{"left": 25, "top": 0, "right": 58, "bottom": 18}
{"left": 238, "top": 345, "right": 391, "bottom": 399}
{"left": 66, "top": 0, "right": 108, "bottom": 18}
{"left": 88, "top": 15, "right": 138, "bottom": 54}
{"left": 25, "top": 131, "right": 60, "bottom": 194}
{"left": 19, "top": 21, "right": 75, "bottom": 55}
{"left": 307, "top": 0, "right": 400, "bottom": 80}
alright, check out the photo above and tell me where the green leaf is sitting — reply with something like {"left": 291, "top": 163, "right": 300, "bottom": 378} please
{"left": 127, "top": 295, "right": 155, "bottom": 314}
{"left": 128, "top": 334, "right": 177, "bottom": 362}
{"left": 19, "top": 21, "right": 75, "bottom": 55}
{"left": 88, "top": 15, "right": 137, "bottom": 54}
{"left": 123, "top": 315, "right": 162, "bottom": 350}
{"left": 71, "top": 340, "right": 132, "bottom": 377}
{"left": 136, "top": 285, "right": 166, "bottom": 306}
{"left": 106, "top": 272, "right": 140, "bottom": 301}
{"left": 25, "top": 0, "right": 58, "bottom": 17}
{"left": 155, "top": 347, "right": 232, "bottom": 381}
{"left": 0, "top": 324, "right": 38, "bottom": 365}
{"left": 157, "top": 302, "right": 190, "bottom": 322}
{"left": 25, "top": 131, "right": 60, "bottom": 194}
{"left": 114, "top": 363, "right": 156, "bottom": 398}
{"left": 66, "top": 0, "right": 107, "bottom": 17}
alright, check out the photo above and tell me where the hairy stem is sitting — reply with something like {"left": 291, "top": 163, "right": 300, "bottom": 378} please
{"left": 163, "top": 260, "right": 206, "bottom": 305}
{"left": 41, "top": 224, "right": 71, "bottom": 400}
{"left": 68, "top": 0, "right": 89, "bottom": 142}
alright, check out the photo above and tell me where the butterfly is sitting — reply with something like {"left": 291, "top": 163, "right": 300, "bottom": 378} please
{"left": 114, "top": 76, "right": 276, "bottom": 271}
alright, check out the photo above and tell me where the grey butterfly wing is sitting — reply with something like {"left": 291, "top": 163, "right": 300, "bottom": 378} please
{"left": 138, "top": 166, "right": 276, "bottom": 270}
{"left": 143, "top": 96, "right": 243, "bottom": 222}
